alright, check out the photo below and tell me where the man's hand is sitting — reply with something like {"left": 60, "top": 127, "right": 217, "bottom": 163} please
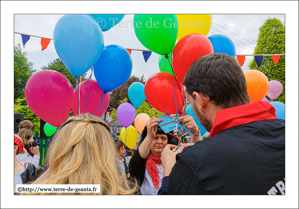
{"left": 178, "top": 115, "right": 199, "bottom": 135}
{"left": 161, "top": 143, "right": 194, "bottom": 177}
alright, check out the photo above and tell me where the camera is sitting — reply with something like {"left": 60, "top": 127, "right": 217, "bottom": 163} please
{"left": 28, "top": 140, "right": 40, "bottom": 149}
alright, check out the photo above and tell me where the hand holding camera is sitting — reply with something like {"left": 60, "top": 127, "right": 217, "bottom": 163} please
{"left": 29, "top": 140, "right": 40, "bottom": 156}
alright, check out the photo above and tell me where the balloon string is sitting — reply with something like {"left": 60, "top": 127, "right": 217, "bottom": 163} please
{"left": 161, "top": 58, "right": 167, "bottom": 70}
{"left": 79, "top": 76, "right": 82, "bottom": 115}
{"left": 124, "top": 128, "right": 128, "bottom": 174}
{"left": 84, "top": 68, "right": 93, "bottom": 113}
{"left": 76, "top": 76, "right": 80, "bottom": 115}
{"left": 166, "top": 56, "right": 185, "bottom": 106}
{"left": 165, "top": 55, "right": 186, "bottom": 146}
{"left": 95, "top": 91, "right": 105, "bottom": 115}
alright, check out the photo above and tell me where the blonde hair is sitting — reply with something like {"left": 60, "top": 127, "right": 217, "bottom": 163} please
{"left": 29, "top": 113, "right": 138, "bottom": 195}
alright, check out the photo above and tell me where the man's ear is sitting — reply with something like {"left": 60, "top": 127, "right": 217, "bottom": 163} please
{"left": 192, "top": 92, "right": 209, "bottom": 113}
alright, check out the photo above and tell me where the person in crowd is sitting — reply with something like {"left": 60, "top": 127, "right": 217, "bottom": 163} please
{"left": 101, "top": 105, "right": 112, "bottom": 124}
{"left": 160, "top": 53, "right": 285, "bottom": 195}
{"left": 28, "top": 113, "right": 138, "bottom": 195}
{"left": 17, "top": 129, "right": 40, "bottom": 168}
{"left": 129, "top": 116, "right": 200, "bottom": 195}
{"left": 14, "top": 135, "right": 37, "bottom": 191}
{"left": 115, "top": 141, "right": 126, "bottom": 175}
{"left": 14, "top": 120, "right": 33, "bottom": 133}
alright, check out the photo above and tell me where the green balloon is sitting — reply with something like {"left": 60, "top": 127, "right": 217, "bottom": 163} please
{"left": 158, "top": 52, "right": 176, "bottom": 76}
{"left": 44, "top": 123, "right": 57, "bottom": 137}
{"left": 134, "top": 14, "right": 178, "bottom": 55}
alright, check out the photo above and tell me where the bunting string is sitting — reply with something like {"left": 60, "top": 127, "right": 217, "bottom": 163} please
{"left": 14, "top": 32, "right": 285, "bottom": 57}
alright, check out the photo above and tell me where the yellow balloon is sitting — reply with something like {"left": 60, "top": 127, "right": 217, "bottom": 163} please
{"left": 120, "top": 126, "right": 138, "bottom": 149}
{"left": 176, "top": 14, "right": 212, "bottom": 40}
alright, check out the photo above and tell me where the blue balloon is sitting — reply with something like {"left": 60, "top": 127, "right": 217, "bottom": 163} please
{"left": 208, "top": 34, "right": 236, "bottom": 56}
{"left": 185, "top": 104, "right": 207, "bottom": 136}
{"left": 94, "top": 45, "right": 132, "bottom": 93}
{"left": 88, "top": 14, "right": 125, "bottom": 32}
{"left": 128, "top": 82, "right": 145, "bottom": 108}
{"left": 270, "top": 101, "right": 285, "bottom": 120}
{"left": 53, "top": 15, "right": 104, "bottom": 76}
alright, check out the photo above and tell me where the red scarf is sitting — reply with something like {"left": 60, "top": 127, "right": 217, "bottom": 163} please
{"left": 209, "top": 101, "right": 278, "bottom": 137}
{"left": 14, "top": 136, "right": 24, "bottom": 154}
{"left": 145, "top": 154, "right": 161, "bottom": 189}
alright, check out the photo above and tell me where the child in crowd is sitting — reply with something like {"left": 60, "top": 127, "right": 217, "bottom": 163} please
{"left": 115, "top": 141, "right": 126, "bottom": 174}
{"left": 14, "top": 120, "right": 33, "bottom": 133}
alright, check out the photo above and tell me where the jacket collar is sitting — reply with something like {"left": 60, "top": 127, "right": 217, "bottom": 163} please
{"left": 209, "top": 101, "right": 278, "bottom": 137}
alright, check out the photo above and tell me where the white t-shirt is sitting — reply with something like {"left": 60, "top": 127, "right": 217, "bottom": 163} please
{"left": 14, "top": 161, "right": 26, "bottom": 188}
{"left": 118, "top": 158, "right": 125, "bottom": 174}
{"left": 140, "top": 164, "right": 163, "bottom": 195}
{"left": 16, "top": 153, "right": 40, "bottom": 168}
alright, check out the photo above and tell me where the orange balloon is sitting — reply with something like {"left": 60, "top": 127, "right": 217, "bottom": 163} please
{"left": 134, "top": 113, "right": 150, "bottom": 134}
{"left": 244, "top": 70, "right": 269, "bottom": 103}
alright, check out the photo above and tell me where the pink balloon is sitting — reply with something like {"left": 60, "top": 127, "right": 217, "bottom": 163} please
{"left": 25, "top": 70, "right": 74, "bottom": 127}
{"left": 72, "top": 80, "right": 110, "bottom": 117}
{"left": 267, "top": 80, "right": 283, "bottom": 100}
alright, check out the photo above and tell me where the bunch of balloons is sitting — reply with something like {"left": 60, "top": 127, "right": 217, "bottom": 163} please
{"left": 25, "top": 14, "right": 130, "bottom": 128}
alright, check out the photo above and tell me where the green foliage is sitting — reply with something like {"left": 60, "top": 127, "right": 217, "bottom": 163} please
{"left": 41, "top": 58, "right": 86, "bottom": 88}
{"left": 14, "top": 44, "right": 36, "bottom": 101}
{"left": 110, "top": 98, "right": 164, "bottom": 122}
{"left": 14, "top": 98, "right": 40, "bottom": 132}
{"left": 248, "top": 18, "right": 285, "bottom": 103}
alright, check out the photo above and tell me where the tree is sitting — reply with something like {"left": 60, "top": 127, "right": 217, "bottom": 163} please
{"left": 109, "top": 75, "right": 146, "bottom": 108}
{"left": 14, "top": 98, "right": 40, "bottom": 132}
{"left": 14, "top": 44, "right": 35, "bottom": 101}
{"left": 248, "top": 18, "right": 285, "bottom": 103}
{"left": 41, "top": 58, "right": 87, "bottom": 88}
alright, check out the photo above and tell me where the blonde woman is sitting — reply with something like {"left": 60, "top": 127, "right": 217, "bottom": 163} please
{"left": 29, "top": 113, "right": 138, "bottom": 195}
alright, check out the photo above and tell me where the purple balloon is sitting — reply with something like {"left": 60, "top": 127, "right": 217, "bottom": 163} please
{"left": 117, "top": 103, "right": 136, "bottom": 128}
{"left": 262, "top": 97, "right": 269, "bottom": 102}
{"left": 267, "top": 80, "right": 283, "bottom": 100}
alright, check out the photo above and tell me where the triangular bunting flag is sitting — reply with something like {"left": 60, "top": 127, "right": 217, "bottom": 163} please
{"left": 21, "top": 34, "right": 30, "bottom": 48}
{"left": 127, "top": 49, "right": 132, "bottom": 55}
{"left": 255, "top": 55, "right": 264, "bottom": 68}
{"left": 41, "top": 38, "right": 51, "bottom": 51}
{"left": 272, "top": 55, "right": 280, "bottom": 66}
{"left": 142, "top": 51, "right": 152, "bottom": 62}
{"left": 236, "top": 56, "right": 245, "bottom": 67}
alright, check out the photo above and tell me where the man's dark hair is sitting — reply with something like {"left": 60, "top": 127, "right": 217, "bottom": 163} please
{"left": 183, "top": 53, "right": 250, "bottom": 108}
{"left": 139, "top": 125, "right": 178, "bottom": 146}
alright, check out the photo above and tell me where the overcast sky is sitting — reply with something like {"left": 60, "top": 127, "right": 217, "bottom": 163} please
{"left": 14, "top": 14, "right": 284, "bottom": 80}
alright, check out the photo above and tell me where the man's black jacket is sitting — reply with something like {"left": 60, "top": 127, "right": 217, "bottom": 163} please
{"left": 168, "top": 119, "right": 285, "bottom": 195}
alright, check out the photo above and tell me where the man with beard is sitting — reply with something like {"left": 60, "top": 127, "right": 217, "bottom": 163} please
{"left": 158, "top": 53, "right": 285, "bottom": 195}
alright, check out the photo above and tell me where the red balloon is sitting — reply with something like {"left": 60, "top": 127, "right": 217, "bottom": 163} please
{"left": 173, "top": 33, "right": 214, "bottom": 84}
{"left": 145, "top": 72, "right": 185, "bottom": 114}
{"left": 25, "top": 70, "right": 74, "bottom": 127}
{"left": 72, "top": 80, "right": 110, "bottom": 117}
